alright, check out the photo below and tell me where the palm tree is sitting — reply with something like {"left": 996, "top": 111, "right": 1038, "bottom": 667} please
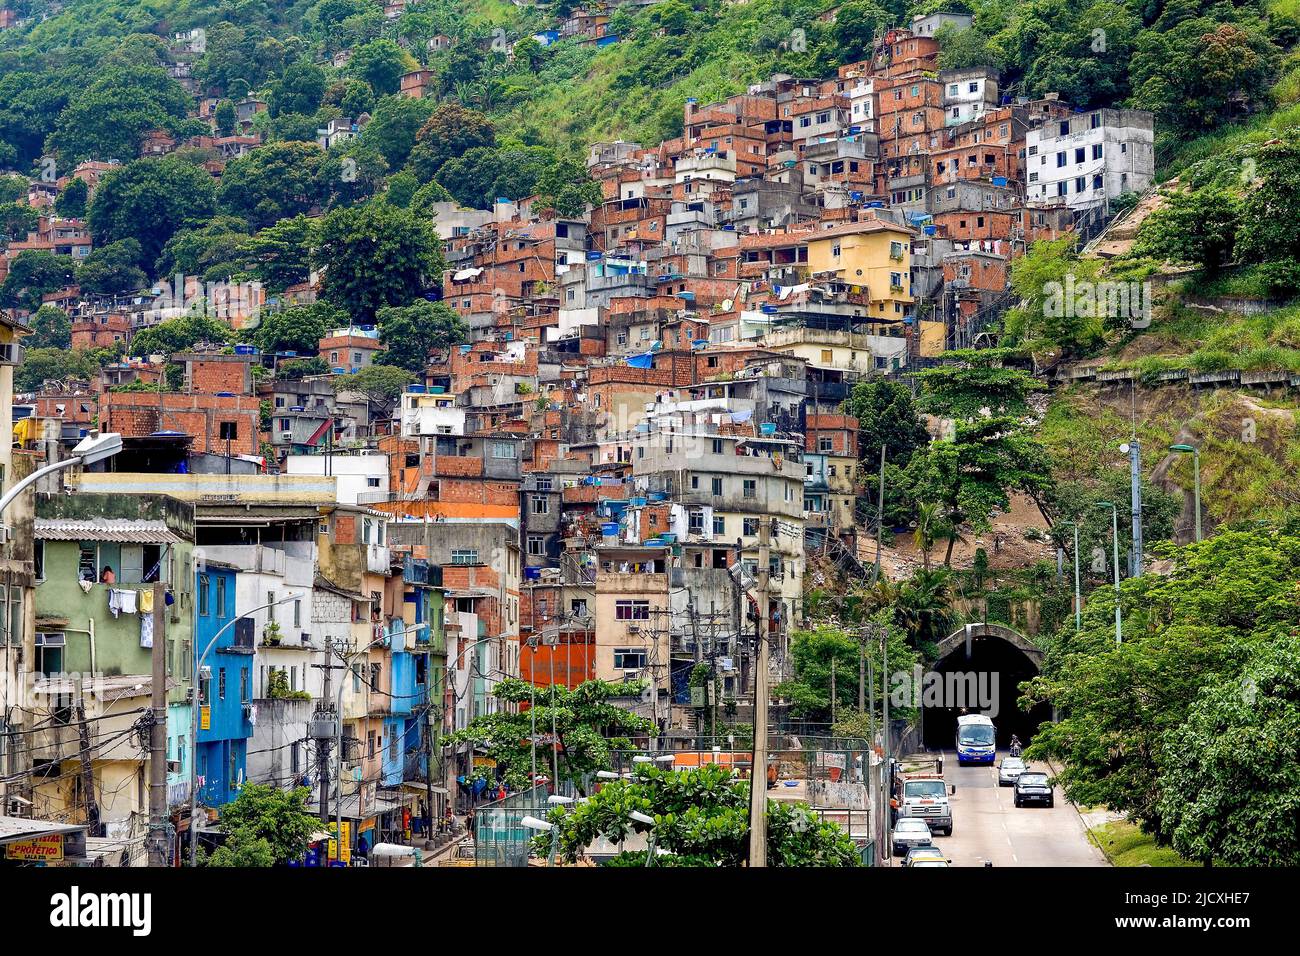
{"left": 895, "top": 568, "right": 957, "bottom": 651}
{"left": 913, "top": 502, "right": 939, "bottom": 572}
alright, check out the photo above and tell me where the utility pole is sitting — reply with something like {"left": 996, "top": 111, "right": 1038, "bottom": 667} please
{"left": 857, "top": 630, "right": 865, "bottom": 713}
{"left": 873, "top": 445, "right": 886, "bottom": 585}
{"left": 747, "top": 517, "right": 771, "bottom": 867}
{"left": 74, "top": 697, "right": 101, "bottom": 837}
{"left": 312, "top": 646, "right": 337, "bottom": 826}
{"left": 830, "top": 659, "right": 837, "bottom": 726}
{"left": 881, "top": 628, "right": 891, "bottom": 861}
{"left": 146, "top": 581, "right": 168, "bottom": 865}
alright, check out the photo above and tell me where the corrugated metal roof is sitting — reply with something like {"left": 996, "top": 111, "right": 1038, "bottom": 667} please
{"left": 34, "top": 519, "right": 182, "bottom": 544}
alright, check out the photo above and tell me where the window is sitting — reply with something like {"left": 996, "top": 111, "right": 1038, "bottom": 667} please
{"left": 711, "top": 438, "right": 723, "bottom": 454}
{"left": 527, "top": 535, "right": 545, "bottom": 556}
{"left": 711, "top": 477, "right": 723, "bottom": 496}
{"left": 198, "top": 575, "right": 210, "bottom": 616}
{"left": 818, "top": 437, "right": 833, "bottom": 453}
{"left": 1092, "top": 143, "right": 1103, "bottom": 160}
{"left": 743, "top": 517, "right": 758, "bottom": 536}
{"left": 219, "top": 421, "right": 238, "bottom": 441}
{"left": 34, "top": 632, "right": 63, "bottom": 676}
{"left": 530, "top": 495, "right": 549, "bottom": 515}
{"left": 615, "top": 600, "right": 650, "bottom": 621}
{"left": 1056, "top": 151, "right": 1066, "bottom": 168}
{"left": 366, "top": 476, "right": 381, "bottom": 488}
{"left": 688, "top": 511, "right": 705, "bottom": 534}
{"left": 240, "top": 667, "right": 249, "bottom": 704}
{"left": 451, "top": 550, "right": 479, "bottom": 565}
{"left": 218, "top": 667, "right": 227, "bottom": 700}
{"left": 34, "top": 540, "right": 44, "bottom": 582}
{"left": 490, "top": 441, "right": 517, "bottom": 459}
{"left": 613, "top": 648, "right": 646, "bottom": 669}
{"left": 742, "top": 479, "right": 756, "bottom": 499}
{"left": 713, "top": 515, "right": 725, "bottom": 536}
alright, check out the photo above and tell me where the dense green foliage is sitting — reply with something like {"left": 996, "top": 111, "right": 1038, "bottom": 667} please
{"left": 533, "top": 763, "right": 862, "bottom": 866}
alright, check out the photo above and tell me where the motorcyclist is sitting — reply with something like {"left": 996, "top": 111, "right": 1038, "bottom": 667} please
{"left": 1008, "top": 734, "right": 1023, "bottom": 757}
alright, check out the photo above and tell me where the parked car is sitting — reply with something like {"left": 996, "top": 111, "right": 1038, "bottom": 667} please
{"left": 1013, "top": 771, "right": 1054, "bottom": 808}
{"left": 892, "top": 817, "right": 933, "bottom": 856}
{"left": 904, "top": 845, "right": 948, "bottom": 866}
{"left": 998, "top": 756, "right": 1028, "bottom": 787}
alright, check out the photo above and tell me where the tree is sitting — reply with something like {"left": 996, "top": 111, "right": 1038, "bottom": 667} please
{"left": 128, "top": 314, "right": 232, "bottom": 357}
{"left": 315, "top": 201, "right": 444, "bottom": 320}
{"left": 240, "top": 214, "right": 316, "bottom": 292}
{"left": 332, "top": 363, "right": 415, "bottom": 419}
{"left": 841, "top": 379, "right": 931, "bottom": 468}
{"left": 0, "top": 250, "right": 75, "bottom": 310}
{"left": 349, "top": 38, "right": 415, "bottom": 98}
{"left": 26, "top": 305, "right": 71, "bottom": 350}
{"left": 317, "top": 141, "right": 389, "bottom": 208}
{"left": 157, "top": 216, "right": 250, "bottom": 281}
{"left": 903, "top": 416, "right": 1055, "bottom": 564}
{"left": 833, "top": 1, "right": 892, "bottom": 63}
{"left": 448, "top": 677, "right": 654, "bottom": 791}
{"left": 893, "top": 567, "right": 957, "bottom": 652}
{"left": 1133, "top": 186, "right": 1241, "bottom": 272}
{"left": 218, "top": 141, "right": 325, "bottom": 229}
{"left": 916, "top": 349, "right": 1042, "bottom": 420}
{"left": 1234, "top": 136, "right": 1300, "bottom": 265}
{"left": 325, "top": 79, "right": 376, "bottom": 119}
{"left": 534, "top": 157, "right": 601, "bottom": 217}
{"left": 358, "top": 95, "right": 435, "bottom": 169}
{"left": 87, "top": 157, "right": 217, "bottom": 274}
{"left": 203, "top": 831, "right": 276, "bottom": 868}
{"left": 278, "top": 356, "right": 330, "bottom": 379}
{"left": 774, "top": 622, "right": 914, "bottom": 723}
{"left": 408, "top": 103, "right": 496, "bottom": 182}
{"left": 374, "top": 299, "right": 466, "bottom": 372}
{"left": 14, "top": 347, "right": 107, "bottom": 392}
{"left": 254, "top": 302, "right": 345, "bottom": 355}
{"left": 1131, "top": 19, "right": 1279, "bottom": 139}
{"left": 1003, "top": 236, "right": 1106, "bottom": 356}
{"left": 204, "top": 783, "right": 317, "bottom": 866}
{"left": 533, "top": 764, "right": 862, "bottom": 867}
{"left": 77, "top": 238, "right": 147, "bottom": 295}
{"left": 1026, "top": 528, "right": 1300, "bottom": 844}
{"left": 47, "top": 63, "right": 191, "bottom": 163}
{"left": 1156, "top": 635, "right": 1300, "bottom": 866}
{"left": 270, "top": 60, "right": 327, "bottom": 118}
{"left": 214, "top": 100, "right": 237, "bottom": 136}
{"left": 54, "top": 178, "right": 88, "bottom": 218}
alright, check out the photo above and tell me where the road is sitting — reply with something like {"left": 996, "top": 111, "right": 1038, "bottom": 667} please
{"left": 893, "top": 751, "right": 1107, "bottom": 867}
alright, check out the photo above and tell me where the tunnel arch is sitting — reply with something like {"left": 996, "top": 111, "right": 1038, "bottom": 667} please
{"left": 920, "top": 622, "right": 1051, "bottom": 750}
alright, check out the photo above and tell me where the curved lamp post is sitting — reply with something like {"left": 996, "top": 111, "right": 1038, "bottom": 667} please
{"left": 1094, "top": 501, "right": 1122, "bottom": 644}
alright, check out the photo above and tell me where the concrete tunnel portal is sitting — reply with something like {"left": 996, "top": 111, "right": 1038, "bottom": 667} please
{"left": 918, "top": 623, "right": 1052, "bottom": 751}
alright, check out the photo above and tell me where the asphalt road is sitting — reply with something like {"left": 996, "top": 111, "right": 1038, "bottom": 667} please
{"left": 892, "top": 751, "right": 1107, "bottom": 867}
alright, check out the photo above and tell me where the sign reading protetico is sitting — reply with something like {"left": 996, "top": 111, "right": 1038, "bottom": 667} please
{"left": 6, "top": 833, "right": 63, "bottom": 861}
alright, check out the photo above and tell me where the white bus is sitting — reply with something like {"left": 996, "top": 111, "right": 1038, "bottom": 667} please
{"left": 955, "top": 714, "right": 996, "bottom": 765}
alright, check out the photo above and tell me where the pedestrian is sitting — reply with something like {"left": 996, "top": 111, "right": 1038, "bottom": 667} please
{"left": 466, "top": 809, "right": 475, "bottom": 836}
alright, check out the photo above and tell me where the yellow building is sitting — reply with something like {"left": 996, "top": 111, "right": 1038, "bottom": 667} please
{"left": 805, "top": 219, "right": 915, "bottom": 322}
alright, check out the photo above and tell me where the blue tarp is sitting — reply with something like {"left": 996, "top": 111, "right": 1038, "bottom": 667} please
{"left": 626, "top": 352, "right": 654, "bottom": 369}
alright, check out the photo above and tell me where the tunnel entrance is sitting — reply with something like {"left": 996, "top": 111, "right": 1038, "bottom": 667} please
{"left": 919, "top": 624, "right": 1052, "bottom": 751}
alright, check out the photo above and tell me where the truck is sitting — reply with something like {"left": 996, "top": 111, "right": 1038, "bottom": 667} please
{"left": 893, "top": 770, "right": 953, "bottom": 836}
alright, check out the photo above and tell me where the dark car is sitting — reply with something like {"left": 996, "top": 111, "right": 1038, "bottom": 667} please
{"left": 1013, "top": 771, "right": 1054, "bottom": 808}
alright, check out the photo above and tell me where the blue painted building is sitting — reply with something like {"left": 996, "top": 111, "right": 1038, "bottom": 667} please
{"left": 194, "top": 565, "right": 254, "bottom": 806}
{"left": 381, "top": 616, "right": 430, "bottom": 788}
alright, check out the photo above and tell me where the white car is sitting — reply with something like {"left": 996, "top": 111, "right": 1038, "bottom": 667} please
{"left": 998, "top": 756, "right": 1028, "bottom": 787}
{"left": 892, "top": 817, "right": 933, "bottom": 856}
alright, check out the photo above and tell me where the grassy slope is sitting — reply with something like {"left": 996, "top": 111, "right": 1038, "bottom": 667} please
{"left": 1087, "top": 819, "right": 1190, "bottom": 866}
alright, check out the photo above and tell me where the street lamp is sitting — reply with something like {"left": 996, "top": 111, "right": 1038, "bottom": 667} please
{"left": 189, "top": 590, "right": 305, "bottom": 867}
{"left": 628, "top": 810, "right": 657, "bottom": 867}
{"left": 1095, "top": 502, "right": 1122, "bottom": 644}
{"left": 1057, "top": 520, "right": 1082, "bottom": 633}
{"left": 1169, "top": 444, "right": 1202, "bottom": 543}
{"left": 521, "top": 814, "right": 556, "bottom": 866}
{"left": 0, "top": 431, "right": 122, "bottom": 522}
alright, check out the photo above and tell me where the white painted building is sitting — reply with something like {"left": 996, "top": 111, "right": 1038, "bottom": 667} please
{"left": 941, "top": 68, "right": 999, "bottom": 127}
{"left": 285, "top": 454, "right": 390, "bottom": 504}
{"left": 1026, "top": 108, "right": 1155, "bottom": 211}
